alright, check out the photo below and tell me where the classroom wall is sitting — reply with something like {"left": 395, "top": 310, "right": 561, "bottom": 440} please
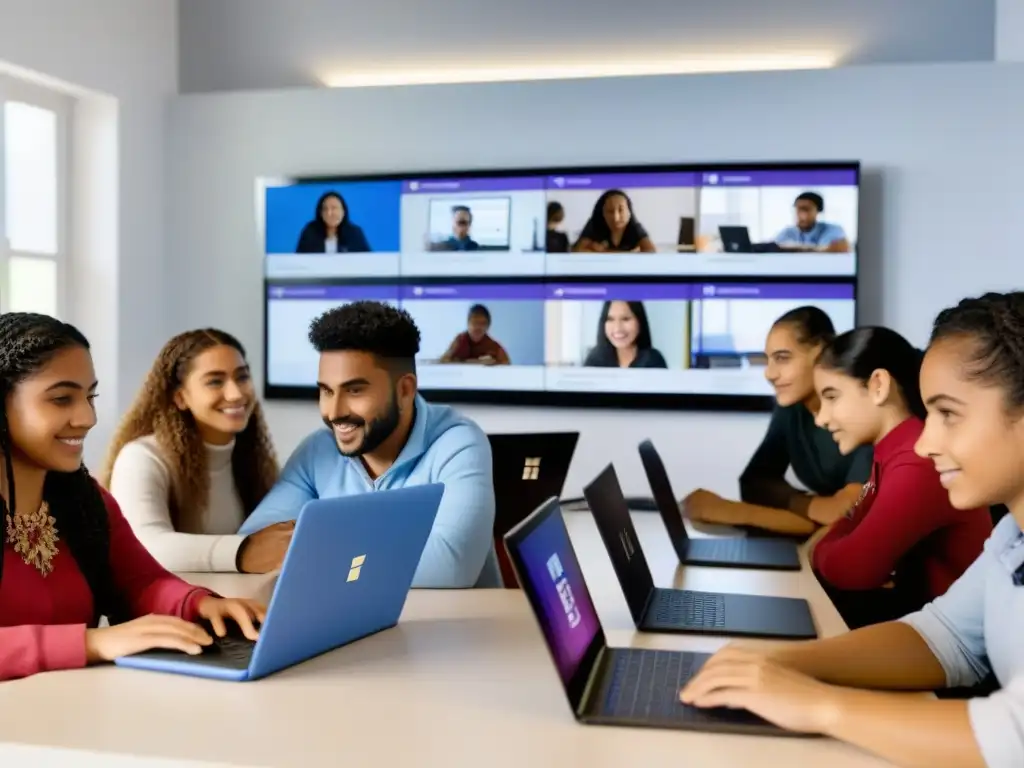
{"left": 164, "top": 61, "right": 1024, "bottom": 498}
{"left": 0, "top": 0, "right": 178, "bottom": 468}
{"left": 175, "top": 0, "right": 997, "bottom": 92}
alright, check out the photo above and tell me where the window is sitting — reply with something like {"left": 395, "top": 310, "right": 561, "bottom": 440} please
{"left": 0, "top": 77, "right": 69, "bottom": 319}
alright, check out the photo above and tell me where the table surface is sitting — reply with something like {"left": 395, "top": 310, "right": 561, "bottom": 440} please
{"left": 0, "top": 511, "right": 891, "bottom": 768}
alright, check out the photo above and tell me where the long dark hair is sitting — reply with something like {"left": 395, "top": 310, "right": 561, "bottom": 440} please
{"left": 309, "top": 191, "right": 351, "bottom": 235}
{"left": 0, "top": 313, "right": 121, "bottom": 622}
{"left": 594, "top": 301, "right": 653, "bottom": 352}
{"left": 575, "top": 189, "right": 642, "bottom": 245}
{"left": 818, "top": 326, "right": 926, "bottom": 420}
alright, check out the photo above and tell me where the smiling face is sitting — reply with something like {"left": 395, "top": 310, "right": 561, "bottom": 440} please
{"left": 915, "top": 337, "right": 1024, "bottom": 510}
{"left": 173, "top": 344, "right": 255, "bottom": 445}
{"left": 813, "top": 365, "right": 885, "bottom": 454}
{"left": 467, "top": 312, "right": 490, "bottom": 343}
{"left": 604, "top": 301, "right": 639, "bottom": 350}
{"left": 317, "top": 350, "right": 415, "bottom": 459}
{"left": 6, "top": 345, "right": 98, "bottom": 474}
{"left": 764, "top": 323, "right": 822, "bottom": 407}
{"left": 602, "top": 194, "right": 631, "bottom": 233}
{"left": 320, "top": 195, "right": 345, "bottom": 230}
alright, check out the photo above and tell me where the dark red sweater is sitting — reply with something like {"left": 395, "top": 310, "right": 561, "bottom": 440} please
{"left": 0, "top": 485, "right": 211, "bottom": 680}
{"left": 812, "top": 417, "right": 991, "bottom": 600}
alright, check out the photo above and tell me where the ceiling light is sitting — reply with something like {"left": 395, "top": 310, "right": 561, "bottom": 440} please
{"left": 320, "top": 53, "right": 837, "bottom": 88}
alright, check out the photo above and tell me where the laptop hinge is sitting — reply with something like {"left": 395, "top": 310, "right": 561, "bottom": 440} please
{"left": 577, "top": 646, "right": 606, "bottom": 718}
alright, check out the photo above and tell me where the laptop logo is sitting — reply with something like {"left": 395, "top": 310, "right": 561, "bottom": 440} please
{"left": 347, "top": 555, "right": 366, "bottom": 582}
{"left": 522, "top": 457, "right": 541, "bottom": 480}
{"left": 619, "top": 529, "right": 635, "bottom": 562}
{"left": 546, "top": 553, "right": 581, "bottom": 628}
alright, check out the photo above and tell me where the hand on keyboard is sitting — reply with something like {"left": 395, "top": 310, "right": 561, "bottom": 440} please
{"left": 194, "top": 596, "right": 265, "bottom": 641}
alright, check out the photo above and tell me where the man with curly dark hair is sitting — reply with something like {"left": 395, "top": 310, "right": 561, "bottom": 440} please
{"left": 239, "top": 301, "right": 499, "bottom": 588}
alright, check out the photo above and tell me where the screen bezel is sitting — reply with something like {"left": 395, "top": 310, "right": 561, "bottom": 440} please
{"left": 503, "top": 497, "right": 606, "bottom": 716}
{"left": 261, "top": 160, "right": 860, "bottom": 412}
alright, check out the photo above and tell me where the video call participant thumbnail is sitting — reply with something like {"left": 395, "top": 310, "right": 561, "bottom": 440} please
{"left": 584, "top": 301, "right": 668, "bottom": 369}
{"left": 295, "top": 191, "right": 372, "bottom": 253}
{"left": 440, "top": 304, "right": 511, "bottom": 366}
{"left": 430, "top": 205, "right": 481, "bottom": 252}
{"left": 573, "top": 190, "right": 655, "bottom": 254}
{"left": 544, "top": 283, "right": 688, "bottom": 370}
{"left": 775, "top": 191, "right": 850, "bottom": 252}
{"left": 401, "top": 284, "right": 546, "bottom": 367}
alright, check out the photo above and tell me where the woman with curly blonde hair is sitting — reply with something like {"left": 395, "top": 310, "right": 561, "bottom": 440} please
{"left": 100, "top": 329, "right": 289, "bottom": 574}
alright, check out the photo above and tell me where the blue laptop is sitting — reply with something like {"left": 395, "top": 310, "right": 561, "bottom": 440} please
{"left": 115, "top": 483, "right": 444, "bottom": 681}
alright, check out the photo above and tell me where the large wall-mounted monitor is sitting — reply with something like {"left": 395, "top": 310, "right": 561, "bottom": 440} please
{"left": 261, "top": 162, "right": 859, "bottom": 411}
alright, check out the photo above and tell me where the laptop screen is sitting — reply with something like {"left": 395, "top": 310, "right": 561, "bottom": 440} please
{"left": 514, "top": 506, "right": 601, "bottom": 685}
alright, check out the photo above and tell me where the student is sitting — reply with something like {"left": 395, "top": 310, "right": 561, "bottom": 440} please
{"left": 439, "top": 304, "right": 511, "bottom": 365}
{"left": 572, "top": 190, "right": 656, "bottom": 253}
{"left": 680, "top": 291, "right": 1024, "bottom": 768}
{"left": 295, "top": 191, "right": 371, "bottom": 253}
{"left": 0, "top": 313, "right": 262, "bottom": 681}
{"left": 100, "top": 329, "right": 286, "bottom": 574}
{"left": 238, "top": 301, "right": 500, "bottom": 588}
{"left": 583, "top": 300, "right": 668, "bottom": 369}
{"left": 810, "top": 327, "right": 991, "bottom": 628}
{"left": 684, "top": 306, "right": 872, "bottom": 536}
{"left": 545, "top": 201, "right": 570, "bottom": 253}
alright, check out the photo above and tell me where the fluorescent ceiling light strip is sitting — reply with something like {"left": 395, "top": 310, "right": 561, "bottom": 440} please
{"left": 321, "top": 54, "right": 837, "bottom": 88}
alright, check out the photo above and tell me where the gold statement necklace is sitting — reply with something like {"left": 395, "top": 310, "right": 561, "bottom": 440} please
{"left": 5, "top": 501, "right": 60, "bottom": 576}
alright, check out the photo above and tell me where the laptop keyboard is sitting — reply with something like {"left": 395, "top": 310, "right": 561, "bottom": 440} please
{"left": 602, "top": 649, "right": 699, "bottom": 720}
{"left": 692, "top": 539, "right": 747, "bottom": 563}
{"left": 652, "top": 589, "right": 727, "bottom": 629}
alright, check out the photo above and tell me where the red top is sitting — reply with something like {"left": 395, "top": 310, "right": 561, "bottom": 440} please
{"left": 812, "top": 417, "right": 991, "bottom": 599}
{"left": 0, "top": 485, "right": 212, "bottom": 681}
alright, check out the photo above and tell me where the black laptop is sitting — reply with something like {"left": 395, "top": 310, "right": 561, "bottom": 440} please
{"left": 503, "top": 497, "right": 803, "bottom": 736}
{"left": 718, "top": 225, "right": 753, "bottom": 253}
{"left": 488, "top": 432, "right": 579, "bottom": 537}
{"left": 638, "top": 440, "right": 800, "bottom": 571}
{"left": 583, "top": 465, "right": 817, "bottom": 639}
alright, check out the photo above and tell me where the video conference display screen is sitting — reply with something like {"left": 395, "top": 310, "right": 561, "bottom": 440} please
{"left": 261, "top": 162, "right": 859, "bottom": 410}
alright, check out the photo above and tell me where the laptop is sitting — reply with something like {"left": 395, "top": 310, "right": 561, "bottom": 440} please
{"left": 718, "top": 225, "right": 752, "bottom": 253}
{"left": 638, "top": 440, "right": 800, "bottom": 571}
{"left": 676, "top": 216, "right": 696, "bottom": 250}
{"left": 488, "top": 431, "right": 579, "bottom": 586}
{"left": 583, "top": 465, "right": 816, "bottom": 639}
{"left": 115, "top": 484, "right": 445, "bottom": 681}
{"left": 503, "top": 498, "right": 799, "bottom": 736}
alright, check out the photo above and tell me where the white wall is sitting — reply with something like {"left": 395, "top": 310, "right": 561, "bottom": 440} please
{"left": 164, "top": 62, "right": 1024, "bottom": 499}
{"left": 176, "top": 0, "right": 996, "bottom": 92}
{"left": 0, "top": 0, "right": 178, "bottom": 467}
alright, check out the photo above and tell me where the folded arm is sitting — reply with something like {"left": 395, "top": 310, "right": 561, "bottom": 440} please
{"left": 109, "top": 441, "right": 244, "bottom": 572}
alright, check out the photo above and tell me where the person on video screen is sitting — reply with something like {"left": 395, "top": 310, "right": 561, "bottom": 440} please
{"left": 440, "top": 304, "right": 511, "bottom": 366}
{"left": 583, "top": 300, "right": 667, "bottom": 369}
{"left": 295, "top": 191, "right": 372, "bottom": 253}
{"left": 775, "top": 191, "right": 850, "bottom": 253}
{"left": 431, "top": 205, "right": 480, "bottom": 252}
{"left": 572, "top": 190, "right": 656, "bottom": 254}
{"left": 546, "top": 201, "right": 570, "bottom": 253}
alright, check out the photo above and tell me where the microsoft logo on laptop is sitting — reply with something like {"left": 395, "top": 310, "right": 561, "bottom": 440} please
{"left": 347, "top": 555, "right": 366, "bottom": 582}
{"left": 522, "top": 457, "right": 541, "bottom": 480}
{"left": 546, "top": 553, "right": 581, "bottom": 629}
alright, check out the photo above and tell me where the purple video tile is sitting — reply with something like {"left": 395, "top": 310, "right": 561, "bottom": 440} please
{"left": 544, "top": 172, "right": 699, "bottom": 191}
{"left": 399, "top": 284, "right": 547, "bottom": 300}
{"left": 267, "top": 284, "right": 400, "bottom": 300}
{"left": 546, "top": 284, "right": 694, "bottom": 301}
{"left": 401, "top": 177, "right": 545, "bottom": 194}
{"left": 699, "top": 169, "right": 857, "bottom": 187}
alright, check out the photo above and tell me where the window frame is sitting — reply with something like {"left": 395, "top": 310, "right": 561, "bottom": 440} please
{"left": 0, "top": 74, "right": 71, "bottom": 319}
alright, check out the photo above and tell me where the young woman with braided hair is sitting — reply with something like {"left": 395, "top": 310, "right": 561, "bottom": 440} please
{"left": 679, "top": 292, "right": 1024, "bottom": 768}
{"left": 101, "top": 329, "right": 287, "bottom": 573}
{"left": 0, "top": 313, "right": 262, "bottom": 681}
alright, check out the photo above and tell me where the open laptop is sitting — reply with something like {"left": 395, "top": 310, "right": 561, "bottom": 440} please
{"left": 115, "top": 484, "right": 445, "bottom": 681}
{"left": 488, "top": 431, "right": 579, "bottom": 586}
{"left": 583, "top": 465, "right": 816, "bottom": 639}
{"left": 638, "top": 439, "right": 800, "bottom": 571}
{"left": 503, "top": 498, "right": 800, "bottom": 736}
{"left": 718, "top": 225, "right": 753, "bottom": 253}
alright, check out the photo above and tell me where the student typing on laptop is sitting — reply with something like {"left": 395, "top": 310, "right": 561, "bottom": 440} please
{"left": 683, "top": 307, "right": 872, "bottom": 536}
{"left": 681, "top": 293, "right": 1024, "bottom": 768}
{"left": 239, "top": 302, "right": 500, "bottom": 588}
{"left": 0, "top": 314, "right": 261, "bottom": 681}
